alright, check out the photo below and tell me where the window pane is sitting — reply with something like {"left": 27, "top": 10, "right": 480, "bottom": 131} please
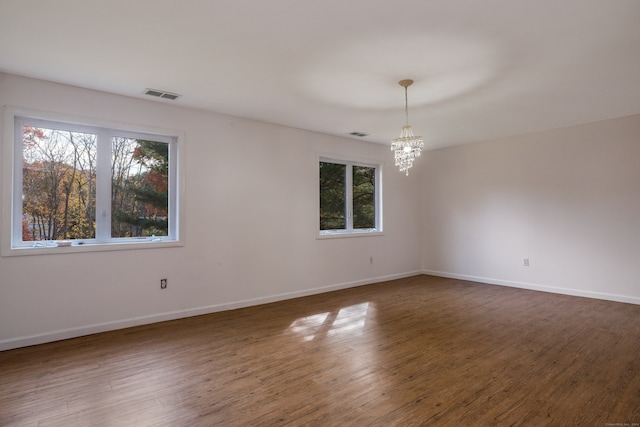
{"left": 352, "top": 165, "right": 375, "bottom": 229}
{"left": 319, "top": 162, "right": 346, "bottom": 230}
{"left": 111, "top": 138, "right": 169, "bottom": 238}
{"left": 22, "top": 126, "right": 97, "bottom": 241}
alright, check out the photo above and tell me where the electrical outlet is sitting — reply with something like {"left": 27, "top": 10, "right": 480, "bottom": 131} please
{"left": 160, "top": 278, "right": 167, "bottom": 289}
{"left": 523, "top": 258, "right": 530, "bottom": 267}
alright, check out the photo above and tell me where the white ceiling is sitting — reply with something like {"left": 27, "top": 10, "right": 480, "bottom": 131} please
{"left": 1, "top": 0, "right": 639, "bottom": 149}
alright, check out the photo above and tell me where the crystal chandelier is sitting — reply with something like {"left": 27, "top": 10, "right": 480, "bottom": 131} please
{"left": 391, "top": 79, "right": 424, "bottom": 176}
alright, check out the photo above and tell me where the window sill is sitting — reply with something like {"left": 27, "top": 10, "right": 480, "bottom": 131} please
{"left": 317, "top": 230, "right": 384, "bottom": 240}
{"left": 2, "top": 240, "right": 183, "bottom": 257}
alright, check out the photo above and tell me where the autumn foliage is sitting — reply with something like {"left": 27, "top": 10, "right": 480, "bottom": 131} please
{"left": 21, "top": 126, "right": 169, "bottom": 241}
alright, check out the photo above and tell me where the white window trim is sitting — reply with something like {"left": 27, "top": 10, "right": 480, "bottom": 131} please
{"left": 317, "top": 155, "right": 384, "bottom": 239}
{"left": 2, "top": 106, "right": 185, "bottom": 256}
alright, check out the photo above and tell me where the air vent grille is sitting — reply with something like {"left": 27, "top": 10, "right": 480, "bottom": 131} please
{"left": 349, "top": 131, "right": 369, "bottom": 137}
{"left": 144, "top": 88, "right": 181, "bottom": 101}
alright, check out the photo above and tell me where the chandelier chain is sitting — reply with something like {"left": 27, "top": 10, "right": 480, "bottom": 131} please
{"left": 404, "top": 86, "right": 409, "bottom": 126}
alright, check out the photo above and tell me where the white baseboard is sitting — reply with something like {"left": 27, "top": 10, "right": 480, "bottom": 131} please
{"left": 0, "top": 270, "right": 421, "bottom": 352}
{"left": 422, "top": 269, "right": 640, "bottom": 305}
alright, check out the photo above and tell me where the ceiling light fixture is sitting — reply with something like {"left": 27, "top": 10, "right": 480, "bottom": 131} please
{"left": 391, "top": 79, "right": 424, "bottom": 176}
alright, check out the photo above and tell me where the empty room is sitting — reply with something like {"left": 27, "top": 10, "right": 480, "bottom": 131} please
{"left": 1, "top": 1, "right": 639, "bottom": 425}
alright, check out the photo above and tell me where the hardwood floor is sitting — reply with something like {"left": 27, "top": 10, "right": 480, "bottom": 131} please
{"left": 1, "top": 275, "right": 639, "bottom": 426}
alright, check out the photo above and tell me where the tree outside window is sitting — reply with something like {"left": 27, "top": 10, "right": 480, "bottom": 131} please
{"left": 319, "top": 159, "right": 380, "bottom": 234}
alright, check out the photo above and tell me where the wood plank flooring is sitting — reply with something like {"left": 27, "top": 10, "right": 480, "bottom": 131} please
{"left": 1, "top": 275, "right": 639, "bottom": 426}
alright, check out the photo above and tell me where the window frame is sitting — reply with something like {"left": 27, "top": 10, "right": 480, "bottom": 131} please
{"left": 318, "top": 155, "right": 383, "bottom": 239}
{"left": 2, "top": 106, "right": 184, "bottom": 256}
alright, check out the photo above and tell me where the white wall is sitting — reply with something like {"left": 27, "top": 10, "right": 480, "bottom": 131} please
{"left": 0, "top": 73, "right": 423, "bottom": 350}
{"left": 422, "top": 114, "right": 640, "bottom": 304}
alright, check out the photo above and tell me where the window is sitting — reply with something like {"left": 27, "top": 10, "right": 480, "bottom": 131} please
{"left": 4, "top": 111, "right": 181, "bottom": 254}
{"left": 319, "top": 157, "right": 382, "bottom": 236}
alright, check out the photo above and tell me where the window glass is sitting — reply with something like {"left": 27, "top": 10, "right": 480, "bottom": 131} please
{"left": 352, "top": 165, "right": 375, "bottom": 229}
{"left": 111, "top": 138, "right": 169, "bottom": 238}
{"left": 21, "top": 125, "right": 97, "bottom": 241}
{"left": 319, "top": 162, "right": 346, "bottom": 230}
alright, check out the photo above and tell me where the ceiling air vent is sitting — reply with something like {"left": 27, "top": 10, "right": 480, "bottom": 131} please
{"left": 349, "top": 131, "right": 369, "bottom": 137}
{"left": 144, "top": 88, "right": 181, "bottom": 101}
